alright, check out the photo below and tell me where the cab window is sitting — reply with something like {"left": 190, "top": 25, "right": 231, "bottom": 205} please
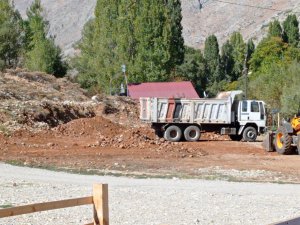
{"left": 242, "top": 101, "right": 248, "bottom": 112}
{"left": 251, "top": 101, "right": 259, "bottom": 112}
{"left": 259, "top": 102, "right": 264, "bottom": 119}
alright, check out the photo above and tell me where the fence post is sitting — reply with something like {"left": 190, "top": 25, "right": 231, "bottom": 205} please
{"left": 93, "top": 184, "right": 109, "bottom": 225}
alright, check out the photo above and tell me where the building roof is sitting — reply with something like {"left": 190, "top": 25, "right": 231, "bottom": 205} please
{"left": 128, "top": 81, "right": 200, "bottom": 99}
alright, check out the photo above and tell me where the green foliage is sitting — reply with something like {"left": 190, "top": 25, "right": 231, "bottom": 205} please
{"left": 249, "top": 62, "right": 300, "bottom": 116}
{"left": 204, "top": 35, "right": 220, "bottom": 82}
{"left": 280, "top": 62, "right": 300, "bottom": 117}
{"left": 73, "top": 0, "right": 184, "bottom": 93}
{"left": 283, "top": 14, "right": 299, "bottom": 46}
{"left": 249, "top": 37, "right": 288, "bottom": 73}
{"left": 220, "top": 40, "right": 234, "bottom": 81}
{"left": 268, "top": 20, "right": 282, "bottom": 38}
{"left": 176, "top": 46, "right": 207, "bottom": 95}
{"left": 0, "top": 0, "right": 23, "bottom": 68}
{"left": 24, "top": 0, "right": 67, "bottom": 77}
{"left": 246, "top": 39, "right": 255, "bottom": 66}
{"left": 229, "top": 32, "right": 246, "bottom": 80}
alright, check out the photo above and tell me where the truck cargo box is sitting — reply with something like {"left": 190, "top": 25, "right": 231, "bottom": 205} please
{"left": 140, "top": 91, "right": 243, "bottom": 125}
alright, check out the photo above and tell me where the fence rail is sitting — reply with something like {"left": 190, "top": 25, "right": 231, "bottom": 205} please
{"left": 0, "top": 183, "right": 109, "bottom": 225}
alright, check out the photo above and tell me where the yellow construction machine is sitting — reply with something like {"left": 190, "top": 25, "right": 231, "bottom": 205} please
{"left": 264, "top": 113, "right": 300, "bottom": 154}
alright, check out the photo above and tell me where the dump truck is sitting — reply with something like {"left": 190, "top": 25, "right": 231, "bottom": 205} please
{"left": 264, "top": 113, "right": 300, "bottom": 154}
{"left": 140, "top": 90, "right": 267, "bottom": 142}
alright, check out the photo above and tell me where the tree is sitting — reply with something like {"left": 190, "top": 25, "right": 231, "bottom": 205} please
{"left": 283, "top": 14, "right": 299, "bottom": 46}
{"left": 0, "top": 0, "right": 23, "bottom": 68}
{"left": 24, "top": 0, "right": 66, "bottom": 77}
{"left": 176, "top": 46, "right": 207, "bottom": 95}
{"left": 165, "top": 0, "right": 185, "bottom": 68}
{"left": 249, "top": 62, "right": 300, "bottom": 116}
{"left": 280, "top": 62, "right": 300, "bottom": 117}
{"left": 246, "top": 39, "right": 255, "bottom": 62}
{"left": 204, "top": 35, "right": 221, "bottom": 82}
{"left": 73, "top": 0, "right": 185, "bottom": 92}
{"left": 229, "top": 32, "right": 246, "bottom": 81}
{"left": 249, "top": 37, "right": 288, "bottom": 74}
{"left": 220, "top": 40, "right": 234, "bottom": 80}
{"left": 268, "top": 20, "right": 283, "bottom": 38}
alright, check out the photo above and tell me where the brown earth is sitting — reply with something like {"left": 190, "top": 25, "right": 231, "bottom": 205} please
{"left": 1, "top": 70, "right": 300, "bottom": 183}
{"left": 1, "top": 114, "right": 300, "bottom": 183}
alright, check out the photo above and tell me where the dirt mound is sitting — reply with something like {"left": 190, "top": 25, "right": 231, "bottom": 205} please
{"left": 0, "top": 69, "right": 96, "bottom": 133}
{"left": 95, "top": 96, "right": 141, "bottom": 128}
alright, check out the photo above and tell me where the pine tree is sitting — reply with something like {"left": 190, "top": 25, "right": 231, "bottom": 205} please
{"left": 0, "top": 0, "right": 23, "bottom": 68}
{"left": 283, "top": 14, "right": 299, "bottom": 46}
{"left": 268, "top": 20, "right": 282, "bottom": 38}
{"left": 24, "top": 0, "right": 66, "bottom": 77}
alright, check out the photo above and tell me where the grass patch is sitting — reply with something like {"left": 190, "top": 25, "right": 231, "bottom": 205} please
{"left": 4, "top": 160, "right": 300, "bottom": 184}
{"left": 0, "top": 204, "right": 13, "bottom": 209}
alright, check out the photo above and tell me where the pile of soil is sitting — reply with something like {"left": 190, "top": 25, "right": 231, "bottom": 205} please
{"left": 0, "top": 69, "right": 142, "bottom": 133}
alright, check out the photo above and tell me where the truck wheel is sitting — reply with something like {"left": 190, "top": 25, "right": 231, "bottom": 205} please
{"left": 184, "top": 126, "right": 201, "bottom": 142}
{"left": 229, "top": 135, "right": 242, "bottom": 141}
{"left": 242, "top": 126, "right": 257, "bottom": 142}
{"left": 164, "top": 125, "right": 182, "bottom": 142}
{"left": 274, "top": 126, "right": 293, "bottom": 155}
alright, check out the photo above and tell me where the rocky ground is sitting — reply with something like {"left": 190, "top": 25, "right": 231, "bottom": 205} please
{"left": 1, "top": 163, "right": 300, "bottom": 225}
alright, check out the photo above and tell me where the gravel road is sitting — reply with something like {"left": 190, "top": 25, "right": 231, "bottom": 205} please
{"left": 1, "top": 163, "right": 300, "bottom": 225}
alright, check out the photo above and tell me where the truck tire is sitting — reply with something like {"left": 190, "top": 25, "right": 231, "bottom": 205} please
{"left": 164, "top": 125, "right": 182, "bottom": 142}
{"left": 242, "top": 126, "right": 257, "bottom": 142}
{"left": 274, "top": 126, "right": 293, "bottom": 155}
{"left": 184, "top": 126, "right": 201, "bottom": 142}
{"left": 229, "top": 135, "right": 242, "bottom": 141}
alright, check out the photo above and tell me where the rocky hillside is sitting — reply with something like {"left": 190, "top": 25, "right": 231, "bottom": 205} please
{"left": 14, "top": 0, "right": 300, "bottom": 55}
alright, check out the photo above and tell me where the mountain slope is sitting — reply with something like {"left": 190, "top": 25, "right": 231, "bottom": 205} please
{"left": 14, "top": 0, "right": 300, "bottom": 55}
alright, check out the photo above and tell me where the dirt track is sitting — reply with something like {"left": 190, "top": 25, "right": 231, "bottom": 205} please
{"left": 1, "top": 116, "right": 300, "bottom": 183}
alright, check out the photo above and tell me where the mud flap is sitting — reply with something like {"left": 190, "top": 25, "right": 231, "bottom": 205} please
{"left": 262, "top": 132, "right": 275, "bottom": 152}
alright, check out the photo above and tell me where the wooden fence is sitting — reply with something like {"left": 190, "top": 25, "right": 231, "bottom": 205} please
{"left": 0, "top": 183, "right": 109, "bottom": 225}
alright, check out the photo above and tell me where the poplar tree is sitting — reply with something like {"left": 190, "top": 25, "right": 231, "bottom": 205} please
{"left": 283, "top": 14, "right": 299, "bottom": 46}
{"left": 0, "top": 0, "right": 23, "bottom": 69}
{"left": 204, "top": 35, "right": 220, "bottom": 83}
{"left": 24, "top": 0, "right": 66, "bottom": 77}
{"left": 229, "top": 32, "right": 246, "bottom": 80}
{"left": 268, "top": 20, "right": 282, "bottom": 38}
{"left": 221, "top": 40, "right": 234, "bottom": 81}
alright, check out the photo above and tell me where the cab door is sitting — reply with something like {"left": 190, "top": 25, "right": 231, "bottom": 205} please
{"left": 240, "top": 100, "right": 249, "bottom": 121}
{"left": 249, "top": 101, "right": 260, "bottom": 121}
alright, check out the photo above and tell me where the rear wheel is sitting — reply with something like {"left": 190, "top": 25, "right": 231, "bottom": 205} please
{"left": 243, "top": 126, "right": 257, "bottom": 142}
{"left": 229, "top": 135, "right": 242, "bottom": 141}
{"left": 164, "top": 125, "right": 182, "bottom": 142}
{"left": 184, "top": 126, "right": 201, "bottom": 142}
{"left": 274, "top": 126, "right": 293, "bottom": 155}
